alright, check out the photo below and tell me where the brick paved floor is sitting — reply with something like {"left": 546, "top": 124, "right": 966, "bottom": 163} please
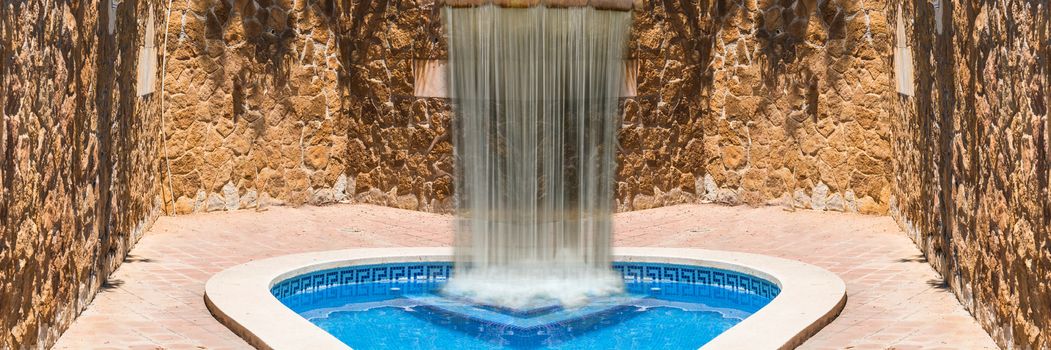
{"left": 52, "top": 204, "right": 998, "bottom": 349}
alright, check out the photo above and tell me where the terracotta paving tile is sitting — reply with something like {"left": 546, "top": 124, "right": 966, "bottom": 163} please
{"left": 52, "top": 204, "right": 997, "bottom": 349}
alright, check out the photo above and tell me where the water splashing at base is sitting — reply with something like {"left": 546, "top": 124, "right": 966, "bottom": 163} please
{"left": 443, "top": 5, "right": 632, "bottom": 309}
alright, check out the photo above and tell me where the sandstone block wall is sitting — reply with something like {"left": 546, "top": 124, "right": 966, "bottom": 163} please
{"left": 162, "top": 0, "right": 453, "bottom": 213}
{"left": 889, "top": 1, "right": 1050, "bottom": 348}
{"left": 621, "top": 0, "right": 894, "bottom": 213}
{"left": 164, "top": 0, "right": 896, "bottom": 215}
{"left": 1, "top": 1, "right": 165, "bottom": 349}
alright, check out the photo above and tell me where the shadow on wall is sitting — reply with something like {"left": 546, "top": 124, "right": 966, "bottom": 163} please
{"left": 754, "top": 0, "right": 855, "bottom": 138}
{"left": 189, "top": 0, "right": 297, "bottom": 145}
{"left": 162, "top": 0, "right": 894, "bottom": 215}
{"left": 164, "top": 0, "right": 454, "bottom": 213}
{"left": 896, "top": 0, "right": 957, "bottom": 281}
{"left": 197, "top": 0, "right": 297, "bottom": 86}
{"left": 636, "top": 0, "right": 893, "bottom": 213}
{"left": 327, "top": 0, "right": 455, "bottom": 212}
{"left": 756, "top": 0, "right": 851, "bottom": 76}
{"left": 164, "top": 0, "right": 347, "bottom": 212}
{"left": 890, "top": 0, "right": 1050, "bottom": 348}
{"left": 1, "top": 0, "right": 164, "bottom": 348}
{"left": 615, "top": 0, "right": 735, "bottom": 211}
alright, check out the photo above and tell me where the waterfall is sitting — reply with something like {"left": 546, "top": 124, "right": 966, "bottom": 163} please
{"left": 443, "top": 5, "right": 632, "bottom": 309}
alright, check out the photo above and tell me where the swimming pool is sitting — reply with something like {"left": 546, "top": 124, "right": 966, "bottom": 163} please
{"left": 272, "top": 262, "right": 780, "bottom": 349}
{"left": 204, "top": 247, "right": 846, "bottom": 349}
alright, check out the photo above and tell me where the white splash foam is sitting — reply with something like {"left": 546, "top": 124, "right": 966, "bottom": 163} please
{"left": 443, "top": 263, "right": 623, "bottom": 310}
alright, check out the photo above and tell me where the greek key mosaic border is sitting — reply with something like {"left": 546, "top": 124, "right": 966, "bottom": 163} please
{"left": 612, "top": 262, "right": 781, "bottom": 299}
{"left": 271, "top": 262, "right": 781, "bottom": 300}
{"left": 271, "top": 263, "right": 454, "bottom": 299}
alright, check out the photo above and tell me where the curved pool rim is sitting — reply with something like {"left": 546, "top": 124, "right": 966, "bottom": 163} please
{"left": 205, "top": 247, "right": 846, "bottom": 350}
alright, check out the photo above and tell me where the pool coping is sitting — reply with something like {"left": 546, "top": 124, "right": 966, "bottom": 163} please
{"left": 204, "top": 247, "right": 846, "bottom": 350}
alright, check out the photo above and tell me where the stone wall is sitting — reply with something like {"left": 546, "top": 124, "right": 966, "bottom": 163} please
{"left": 162, "top": 0, "right": 452, "bottom": 214}
{"left": 620, "top": 0, "right": 894, "bottom": 213}
{"left": 889, "top": 1, "right": 1050, "bottom": 348}
{"left": 1, "top": 1, "right": 165, "bottom": 349}
{"left": 164, "top": 0, "right": 895, "bottom": 215}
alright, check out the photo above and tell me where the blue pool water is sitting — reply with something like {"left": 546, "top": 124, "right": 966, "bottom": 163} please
{"left": 274, "top": 263, "right": 778, "bottom": 349}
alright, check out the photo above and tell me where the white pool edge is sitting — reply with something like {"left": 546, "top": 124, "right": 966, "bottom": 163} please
{"left": 204, "top": 247, "right": 846, "bottom": 350}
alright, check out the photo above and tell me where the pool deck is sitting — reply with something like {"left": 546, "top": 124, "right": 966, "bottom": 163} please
{"left": 52, "top": 203, "right": 998, "bottom": 350}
